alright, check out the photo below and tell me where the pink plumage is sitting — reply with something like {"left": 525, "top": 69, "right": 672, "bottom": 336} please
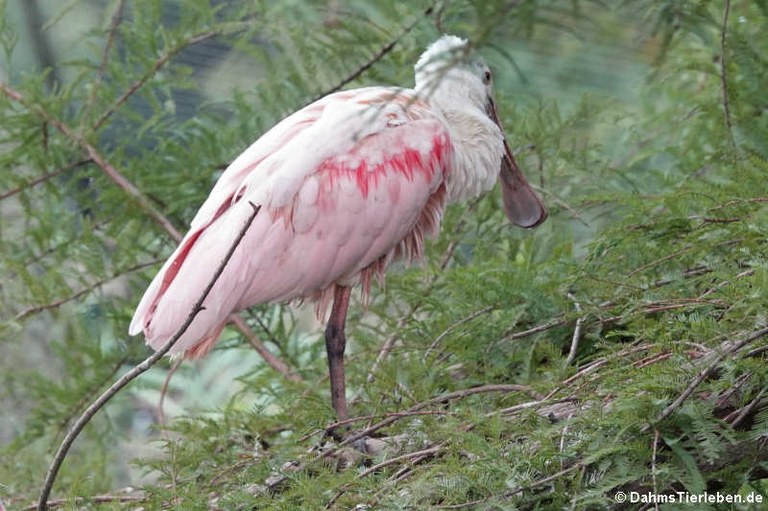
{"left": 130, "top": 88, "right": 452, "bottom": 356}
{"left": 130, "top": 35, "right": 547, "bottom": 419}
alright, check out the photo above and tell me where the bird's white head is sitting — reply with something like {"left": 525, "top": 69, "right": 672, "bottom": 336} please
{"left": 414, "top": 35, "right": 491, "bottom": 112}
{"left": 413, "top": 35, "right": 547, "bottom": 228}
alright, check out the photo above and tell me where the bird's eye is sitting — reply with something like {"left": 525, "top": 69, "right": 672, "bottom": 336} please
{"left": 483, "top": 70, "right": 492, "bottom": 85}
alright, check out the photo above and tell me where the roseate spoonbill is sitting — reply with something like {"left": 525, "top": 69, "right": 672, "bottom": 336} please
{"left": 130, "top": 35, "right": 547, "bottom": 421}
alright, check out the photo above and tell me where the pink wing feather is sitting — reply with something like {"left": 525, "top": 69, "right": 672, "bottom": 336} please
{"left": 130, "top": 87, "right": 453, "bottom": 356}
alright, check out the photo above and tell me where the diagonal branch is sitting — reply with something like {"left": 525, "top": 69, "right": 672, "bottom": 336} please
{"left": 309, "top": 3, "right": 436, "bottom": 105}
{"left": 36, "top": 203, "right": 262, "bottom": 511}
{"left": 0, "top": 82, "right": 298, "bottom": 381}
{"left": 230, "top": 315, "right": 302, "bottom": 382}
{"left": 0, "top": 82, "right": 182, "bottom": 241}
{"left": 91, "top": 29, "right": 219, "bottom": 132}
{"left": 14, "top": 259, "right": 161, "bottom": 321}
{"left": 649, "top": 325, "right": 768, "bottom": 429}
{"left": 0, "top": 158, "right": 91, "bottom": 201}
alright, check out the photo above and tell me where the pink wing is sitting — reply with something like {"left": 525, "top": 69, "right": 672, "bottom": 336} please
{"left": 130, "top": 87, "right": 453, "bottom": 356}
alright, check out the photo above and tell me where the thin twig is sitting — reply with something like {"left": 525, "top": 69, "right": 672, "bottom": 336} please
{"left": 157, "top": 357, "right": 183, "bottom": 433}
{"left": 0, "top": 159, "right": 91, "bottom": 201}
{"left": 15, "top": 259, "right": 161, "bottom": 320}
{"left": 511, "top": 463, "right": 583, "bottom": 494}
{"left": 565, "top": 292, "right": 583, "bottom": 366}
{"left": 502, "top": 318, "right": 567, "bottom": 342}
{"left": 310, "top": 3, "right": 435, "bottom": 105}
{"left": 729, "top": 386, "right": 767, "bottom": 429}
{"left": 229, "top": 315, "right": 302, "bottom": 382}
{"left": 719, "top": 0, "right": 735, "bottom": 147}
{"left": 81, "top": 0, "right": 126, "bottom": 123}
{"left": 91, "top": 30, "right": 219, "bottom": 132}
{"left": 36, "top": 203, "right": 262, "bottom": 511}
{"left": 423, "top": 306, "right": 495, "bottom": 361}
{"left": 626, "top": 245, "right": 693, "bottom": 278}
{"left": 535, "top": 186, "right": 590, "bottom": 228}
{"left": 649, "top": 326, "right": 768, "bottom": 430}
{"left": 495, "top": 397, "right": 575, "bottom": 417}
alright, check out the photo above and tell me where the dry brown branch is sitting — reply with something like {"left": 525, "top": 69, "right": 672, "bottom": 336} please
{"left": 502, "top": 317, "right": 568, "bottom": 342}
{"left": 728, "top": 385, "right": 767, "bottom": 429}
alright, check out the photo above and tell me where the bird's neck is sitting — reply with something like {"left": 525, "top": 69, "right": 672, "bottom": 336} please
{"left": 438, "top": 106, "right": 505, "bottom": 203}
{"left": 414, "top": 72, "right": 505, "bottom": 203}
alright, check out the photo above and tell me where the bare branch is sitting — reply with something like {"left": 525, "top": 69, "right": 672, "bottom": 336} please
{"left": 502, "top": 317, "right": 567, "bottom": 342}
{"left": 728, "top": 385, "right": 767, "bottom": 429}
{"left": 423, "top": 305, "right": 495, "bottom": 361}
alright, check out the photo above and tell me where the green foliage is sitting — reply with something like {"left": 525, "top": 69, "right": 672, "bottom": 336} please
{"left": 1, "top": 0, "right": 767, "bottom": 509}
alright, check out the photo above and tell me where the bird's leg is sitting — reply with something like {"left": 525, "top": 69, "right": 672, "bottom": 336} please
{"left": 326, "top": 286, "right": 352, "bottom": 424}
